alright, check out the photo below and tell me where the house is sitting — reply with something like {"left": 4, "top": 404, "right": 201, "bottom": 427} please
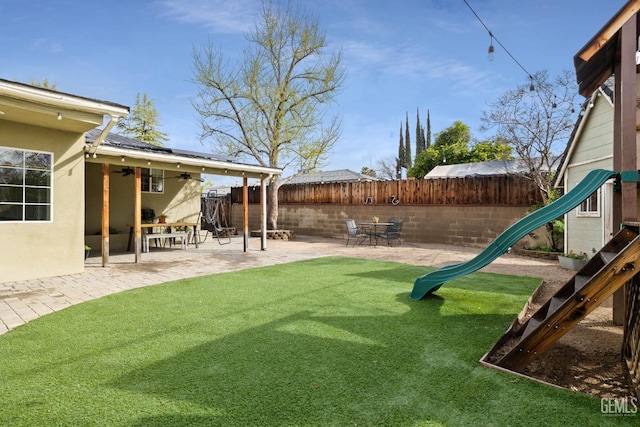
{"left": 0, "top": 79, "right": 281, "bottom": 283}
{"left": 554, "top": 80, "right": 615, "bottom": 257}
{"left": 285, "top": 169, "right": 380, "bottom": 184}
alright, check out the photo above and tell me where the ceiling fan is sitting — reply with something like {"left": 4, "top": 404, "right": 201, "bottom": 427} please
{"left": 169, "top": 172, "right": 204, "bottom": 182}
{"left": 110, "top": 167, "right": 134, "bottom": 177}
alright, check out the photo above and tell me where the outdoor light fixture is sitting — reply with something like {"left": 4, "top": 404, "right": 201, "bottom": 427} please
{"left": 488, "top": 33, "right": 495, "bottom": 62}
{"left": 92, "top": 153, "right": 97, "bottom": 159}
{"left": 147, "top": 160, "right": 151, "bottom": 165}
{"left": 121, "top": 156, "right": 125, "bottom": 162}
{"left": 57, "top": 112, "right": 62, "bottom": 120}
{"left": 177, "top": 163, "right": 181, "bottom": 168}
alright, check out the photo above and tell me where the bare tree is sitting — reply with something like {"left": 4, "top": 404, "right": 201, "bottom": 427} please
{"left": 191, "top": 0, "right": 345, "bottom": 229}
{"left": 375, "top": 157, "right": 398, "bottom": 180}
{"left": 480, "top": 70, "right": 578, "bottom": 203}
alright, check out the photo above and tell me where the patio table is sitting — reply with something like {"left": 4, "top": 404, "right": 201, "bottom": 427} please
{"left": 126, "top": 222, "right": 199, "bottom": 251}
{"left": 358, "top": 222, "right": 392, "bottom": 246}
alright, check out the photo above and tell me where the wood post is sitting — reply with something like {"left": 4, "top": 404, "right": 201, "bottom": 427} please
{"left": 261, "top": 177, "right": 267, "bottom": 251}
{"left": 134, "top": 167, "right": 142, "bottom": 262}
{"left": 611, "top": 16, "right": 637, "bottom": 325}
{"left": 101, "top": 163, "right": 109, "bottom": 267}
{"left": 243, "top": 176, "right": 249, "bottom": 252}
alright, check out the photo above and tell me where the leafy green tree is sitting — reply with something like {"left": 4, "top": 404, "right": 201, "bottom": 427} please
{"left": 409, "top": 121, "right": 515, "bottom": 178}
{"left": 409, "top": 121, "right": 471, "bottom": 178}
{"left": 117, "top": 93, "right": 168, "bottom": 147}
{"left": 469, "top": 138, "right": 512, "bottom": 162}
{"left": 191, "top": 0, "right": 345, "bottom": 229}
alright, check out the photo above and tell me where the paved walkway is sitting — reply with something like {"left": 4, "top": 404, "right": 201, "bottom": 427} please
{"left": 0, "top": 235, "right": 568, "bottom": 335}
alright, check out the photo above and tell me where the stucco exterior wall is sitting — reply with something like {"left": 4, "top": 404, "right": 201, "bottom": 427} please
{"left": 1, "top": 121, "right": 86, "bottom": 282}
{"left": 231, "top": 203, "right": 534, "bottom": 247}
{"left": 85, "top": 163, "right": 201, "bottom": 252}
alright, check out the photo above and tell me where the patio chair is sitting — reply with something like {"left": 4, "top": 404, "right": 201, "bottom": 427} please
{"left": 345, "top": 219, "right": 369, "bottom": 246}
{"left": 377, "top": 218, "right": 403, "bottom": 246}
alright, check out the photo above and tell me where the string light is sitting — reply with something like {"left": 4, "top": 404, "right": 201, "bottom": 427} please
{"left": 463, "top": 0, "right": 577, "bottom": 112}
{"left": 488, "top": 33, "right": 495, "bottom": 62}
{"left": 463, "top": 0, "right": 535, "bottom": 87}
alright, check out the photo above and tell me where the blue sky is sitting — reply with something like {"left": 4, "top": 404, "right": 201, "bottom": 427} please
{"left": 0, "top": 0, "right": 626, "bottom": 184}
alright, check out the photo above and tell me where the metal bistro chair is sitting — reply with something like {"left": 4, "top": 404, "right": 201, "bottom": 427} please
{"left": 345, "top": 219, "right": 369, "bottom": 246}
{"left": 377, "top": 218, "right": 403, "bottom": 246}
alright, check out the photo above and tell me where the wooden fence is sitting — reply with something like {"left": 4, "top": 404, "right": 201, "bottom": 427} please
{"left": 231, "top": 175, "right": 543, "bottom": 206}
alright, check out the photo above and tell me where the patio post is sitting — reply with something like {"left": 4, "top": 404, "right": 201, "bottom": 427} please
{"left": 260, "top": 177, "right": 267, "bottom": 251}
{"left": 243, "top": 176, "right": 249, "bottom": 252}
{"left": 101, "top": 163, "right": 110, "bottom": 267}
{"left": 134, "top": 167, "right": 142, "bottom": 262}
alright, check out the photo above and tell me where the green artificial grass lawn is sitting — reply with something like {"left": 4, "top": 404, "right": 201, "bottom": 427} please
{"left": 0, "top": 256, "right": 627, "bottom": 426}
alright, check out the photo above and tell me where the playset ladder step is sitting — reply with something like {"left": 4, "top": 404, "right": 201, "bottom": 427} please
{"left": 521, "top": 318, "right": 543, "bottom": 339}
{"left": 495, "top": 227, "right": 640, "bottom": 372}
{"left": 600, "top": 251, "right": 618, "bottom": 263}
{"left": 574, "top": 275, "right": 590, "bottom": 292}
{"left": 547, "top": 296, "right": 565, "bottom": 314}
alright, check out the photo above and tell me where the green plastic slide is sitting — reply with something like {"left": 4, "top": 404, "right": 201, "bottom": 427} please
{"left": 410, "top": 169, "right": 618, "bottom": 300}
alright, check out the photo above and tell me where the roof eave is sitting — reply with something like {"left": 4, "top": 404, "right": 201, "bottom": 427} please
{"left": 0, "top": 79, "right": 129, "bottom": 117}
{"left": 89, "top": 145, "right": 282, "bottom": 178}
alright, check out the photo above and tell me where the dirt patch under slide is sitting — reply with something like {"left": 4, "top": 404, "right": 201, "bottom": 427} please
{"left": 480, "top": 279, "right": 634, "bottom": 399}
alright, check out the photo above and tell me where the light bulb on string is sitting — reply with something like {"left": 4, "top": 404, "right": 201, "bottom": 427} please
{"left": 488, "top": 33, "right": 495, "bottom": 62}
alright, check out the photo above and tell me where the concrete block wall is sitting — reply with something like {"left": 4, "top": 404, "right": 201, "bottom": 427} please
{"left": 230, "top": 203, "right": 534, "bottom": 247}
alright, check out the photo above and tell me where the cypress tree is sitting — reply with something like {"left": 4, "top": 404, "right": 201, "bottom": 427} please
{"left": 405, "top": 112, "right": 412, "bottom": 168}
{"left": 415, "top": 108, "right": 424, "bottom": 156}
{"left": 397, "top": 122, "right": 404, "bottom": 179}
{"left": 426, "top": 109, "right": 432, "bottom": 148}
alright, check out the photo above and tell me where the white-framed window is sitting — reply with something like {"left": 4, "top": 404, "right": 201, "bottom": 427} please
{"left": 576, "top": 189, "right": 600, "bottom": 217}
{"left": 142, "top": 168, "right": 164, "bottom": 193}
{"left": 0, "top": 147, "right": 53, "bottom": 222}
